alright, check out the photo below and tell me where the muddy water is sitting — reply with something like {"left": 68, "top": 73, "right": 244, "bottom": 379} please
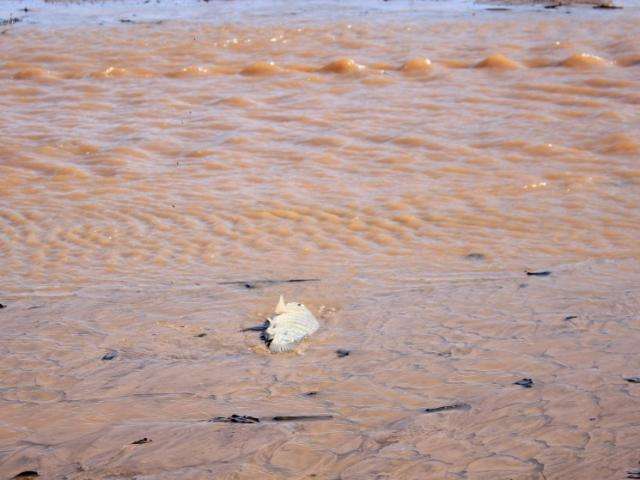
{"left": 1, "top": 1, "right": 640, "bottom": 478}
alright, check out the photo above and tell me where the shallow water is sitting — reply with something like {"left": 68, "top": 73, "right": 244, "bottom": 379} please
{"left": 1, "top": 1, "right": 640, "bottom": 478}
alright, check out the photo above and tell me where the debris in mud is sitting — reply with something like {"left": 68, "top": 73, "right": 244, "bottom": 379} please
{"left": 209, "top": 413, "right": 333, "bottom": 423}
{"left": 423, "top": 403, "right": 471, "bottom": 414}
{"left": 119, "top": 18, "right": 164, "bottom": 25}
{"left": 195, "top": 333, "right": 207, "bottom": 337}
{"left": 465, "top": 253, "right": 486, "bottom": 260}
{"left": 514, "top": 378, "right": 534, "bottom": 388}
{"left": 11, "top": 472, "right": 39, "bottom": 479}
{"left": 0, "top": 17, "right": 22, "bottom": 26}
{"left": 0, "top": 303, "right": 6, "bottom": 309}
{"left": 624, "top": 377, "right": 640, "bottom": 383}
{"left": 564, "top": 315, "right": 578, "bottom": 320}
{"left": 219, "top": 278, "right": 320, "bottom": 288}
{"left": 241, "top": 322, "right": 269, "bottom": 332}
{"left": 272, "top": 415, "right": 333, "bottom": 422}
{"left": 209, "top": 414, "right": 260, "bottom": 424}
{"left": 101, "top": 350, "right": 118, "bottom": 361}
{"left": 304, "top": 391, "right": 319, "bottom": 396}
{"left": 131, "top": 438, "right": 152, "bottom": 445}
{"left": 526, "top": 270, "right": 551, "bottom": 276}
{"left": 336, "top": 349, "right": 350, "bottom": 358}
{"left": 485, "top": 7, "right": 512, "bottom": 10}
{"left": 593, "top": 3, "right": 622, "bottom": 7}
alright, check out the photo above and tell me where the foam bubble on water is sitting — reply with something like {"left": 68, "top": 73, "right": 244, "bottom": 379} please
{"left": 92, "top": 66, "right": 129, "bottom": 79}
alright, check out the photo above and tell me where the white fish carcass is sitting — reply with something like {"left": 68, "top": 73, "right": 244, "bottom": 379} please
{"left": 264, "top": 295, "right": 319, "bottom": 353}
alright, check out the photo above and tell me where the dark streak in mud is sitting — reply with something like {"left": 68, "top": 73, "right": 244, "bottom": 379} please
{"left": 219, "top": 278, "right": 320, "bottom": 288}
{"left": 423, "top": 403, "right": 471, "bottom": 414}
{"left": 12, "top": 472, "right": 39, "bottom": 479}
{"left": 101, "top": 350, "right": 118, "bottom": 361}
{"left": 272, "top": 415, "right": 334, "bottom": 422}
{"left": 209, "top": 414, "right": 260, "bottom": 424}
{"left": 131, "top": 437, "right": 152, "bottom": 445}
{"left": 241, "top": 321, "right": 269, "bottom": 332}
{"left": 209, "top": 414, "right": 333, "bottom": 423}
{"left": 526, "top": 270, "right": 551, "bottom": 276}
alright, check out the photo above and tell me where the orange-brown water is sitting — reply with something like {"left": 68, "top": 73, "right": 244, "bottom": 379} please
{"left": 1, "top": 1, "right": 640, "bottom": 478}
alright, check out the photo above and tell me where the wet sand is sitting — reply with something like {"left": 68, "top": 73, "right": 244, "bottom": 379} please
{"left": 1, "top": 0, "right": 640, "bottom": 478}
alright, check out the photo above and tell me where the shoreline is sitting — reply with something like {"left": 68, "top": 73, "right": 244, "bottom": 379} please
{"left": 1, "top": 0, "right": 633, "bottom": 29}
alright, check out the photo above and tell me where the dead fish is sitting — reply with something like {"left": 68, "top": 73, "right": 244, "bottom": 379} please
{"left": 262, "top": 295, "right": 319, "bottom": 353}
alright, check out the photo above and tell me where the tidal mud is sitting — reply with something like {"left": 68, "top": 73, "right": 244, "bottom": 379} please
{"left": 219, "top": 279, "right": 320, "bottom": 288}
{"left": 0, "top": 1, "right": 638, "bottom": 479}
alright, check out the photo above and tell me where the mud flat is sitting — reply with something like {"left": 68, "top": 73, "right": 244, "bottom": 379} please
{"left": 1, "top": 0, "right": 639, "bottom": 478}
